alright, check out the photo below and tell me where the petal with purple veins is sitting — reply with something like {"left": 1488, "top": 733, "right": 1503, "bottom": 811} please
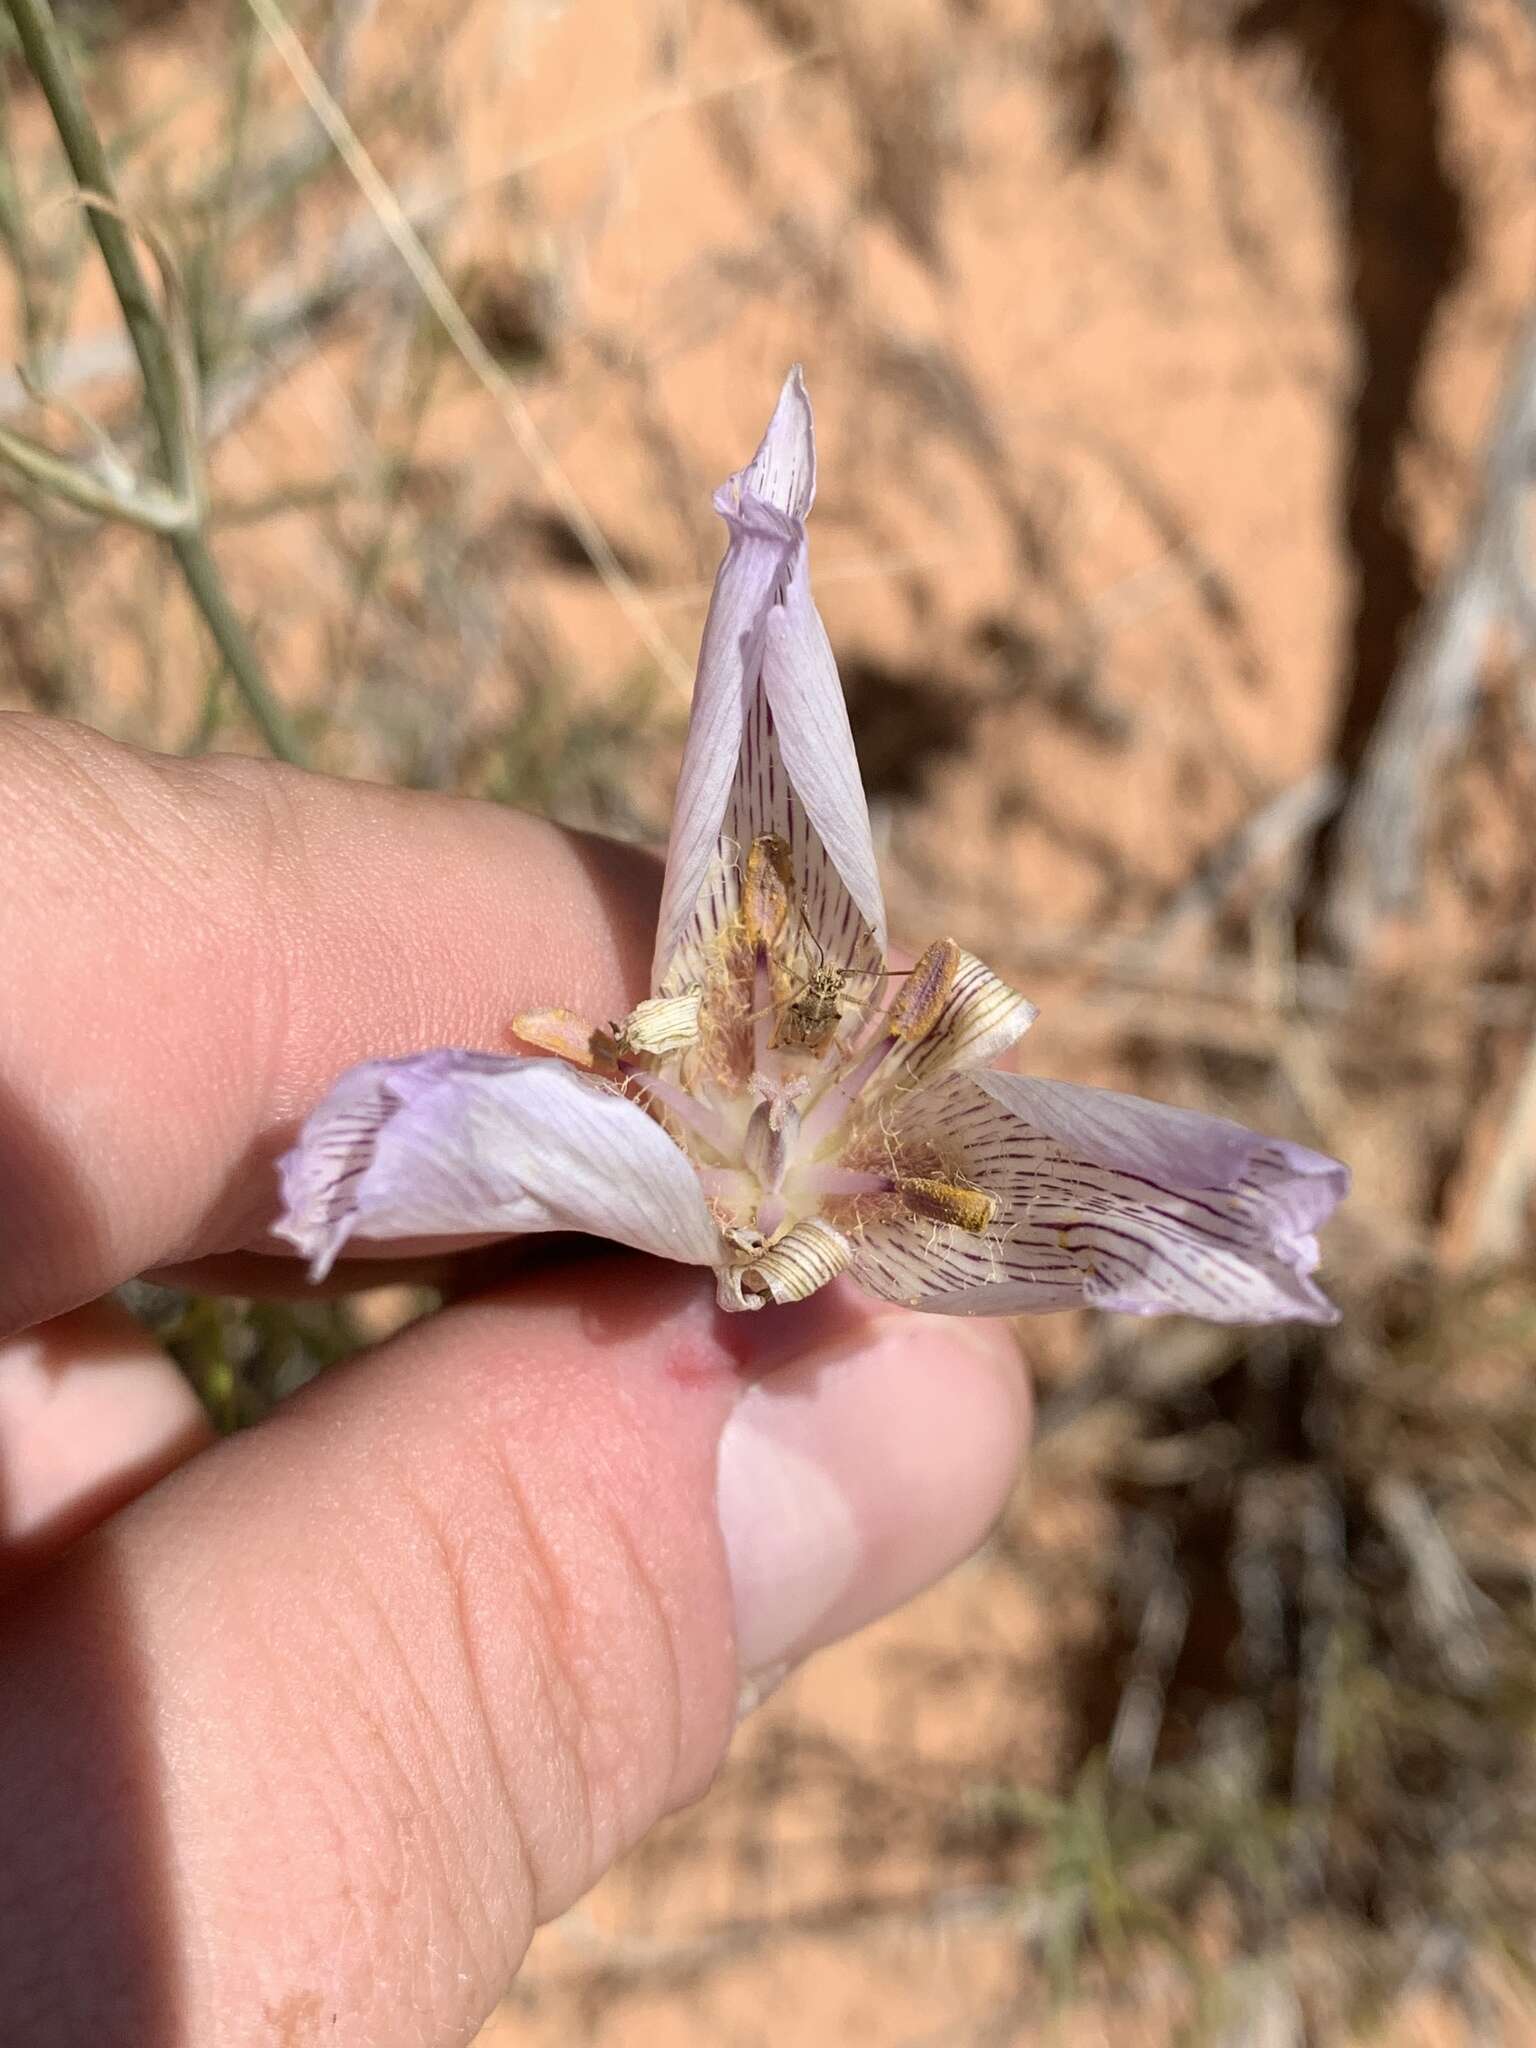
{"left": 276, "top": 1049, "right": 722, "bottom": 1281}
{"left": 653, "top": 367, "right": 885, "bottom": 992}
{"left": 848, "top": 1073, "right": 1347, "bottom": 1324}
{"left": 757, "top": 570, "right": 885, "bottom": 961}
{"left": 973, "top": 1072, "right": 1349, "bottom": 1245}
{"left": 731, "top": 362, "right": 817, "bottom": 518}
{"left": 882, "top": 948, "right": 1038, "bottom": 1091}
{"left": 851, "top": 1214, "right": 1089, "bottom": 1314}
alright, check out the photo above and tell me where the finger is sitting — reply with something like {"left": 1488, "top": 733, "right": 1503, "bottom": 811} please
{"left": 144, "top": 1223, "right": 665, "bottom": 1301}
{"left": 1, "top": 713, "right": 661, "bottom": 1335}
{"left": 0, "top": 1261, "right": 1027, "bottom": 2048}
{"left": 143, "top": 1250, "right": 476, "bottom": 1299}
{"left": 0, "top": 1298, "right": 210, "bottom": 1586}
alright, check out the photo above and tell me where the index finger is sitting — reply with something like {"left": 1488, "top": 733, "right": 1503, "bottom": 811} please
{"left": 0, "top": 713, "right": 661, "bottom": 1336}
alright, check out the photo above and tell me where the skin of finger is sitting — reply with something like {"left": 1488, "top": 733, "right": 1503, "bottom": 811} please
{"left": 0, "top": 1298, "right": 210, "bottom": 1584}
{"left": 0, "top": 1260, "right": 1028, "bottom": 2048}
{"left": 0, "top": 713, "right": 662, "bottom": 1337}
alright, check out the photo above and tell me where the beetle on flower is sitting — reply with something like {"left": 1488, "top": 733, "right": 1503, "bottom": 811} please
{"left": 278, "top": 369, "right": 1348, "bottom": 1322}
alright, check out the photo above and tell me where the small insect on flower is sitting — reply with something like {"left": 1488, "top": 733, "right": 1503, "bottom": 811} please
{"left": 771, "top": 927, "right": 854, "bottom": 1053}
{"left": 278, "top": 368, "right": 1349, "bottom": 1323}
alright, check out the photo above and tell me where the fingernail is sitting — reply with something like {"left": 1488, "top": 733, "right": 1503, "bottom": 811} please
{"left": 716, "top": 1380, "right": 862, "bottom": 1687}
{"left": 715, "top": 1303, "right": 1029, "bottom": 1710}
{"left": 714, "top": 1308, "right": 892, "bottom": 1691}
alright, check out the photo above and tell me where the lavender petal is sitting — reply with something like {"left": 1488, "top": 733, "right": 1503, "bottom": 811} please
{"left": 653, "top": 367, "right": 886, "bottom": 991}
{"left": 850, "top": 1073, "right": 1348, "bottom": 1324}
{"left": 276, "top": 1049, "right": 722, "bottom": 1281}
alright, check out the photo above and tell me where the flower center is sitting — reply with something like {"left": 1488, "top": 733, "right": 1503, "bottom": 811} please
{"left": 663, "top": 837, "right": 996, "bottom": 1263}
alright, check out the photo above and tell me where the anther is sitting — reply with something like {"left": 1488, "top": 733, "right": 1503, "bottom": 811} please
{"left": 898, "top": 1176, "right": 999, "bottom": 1234}
{"left": 886, "top": 938, "right": 960, "bottom": 1043}
{"left": 741, "top": 834, "right": 793, "bottom": 951}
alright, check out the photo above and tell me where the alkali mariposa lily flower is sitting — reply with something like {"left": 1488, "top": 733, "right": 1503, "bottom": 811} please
{"left": 278, "top": 369, "right": 1348, "bottom": 1322}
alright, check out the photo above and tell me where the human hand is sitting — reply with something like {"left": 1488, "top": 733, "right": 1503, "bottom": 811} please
{"left": 0, "top": 713, "right": 1029, "bottom": 2048}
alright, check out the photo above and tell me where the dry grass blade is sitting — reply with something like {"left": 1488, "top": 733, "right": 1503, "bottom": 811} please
{"left": 1371, "top": 1474, "right": 1495, "bottom": 1695}
{"left": 243, "top": 0, "right": 693, "bottom": 696}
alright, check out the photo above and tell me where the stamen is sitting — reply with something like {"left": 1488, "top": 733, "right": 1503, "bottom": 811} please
{"left": 741, "top": 833, "right": 793, "bottom": 951}
{"left": 717, "top": 1217, "right": 854, "bottom": 1311}
{"left": 886, "top": 938, "right": 961, "bottom": 1042}
{"left": 796, "top": 1030, "right": 899, "bottom": 1152}
{"left": 621, "top": 1062, "right": 734, "bottom": 1159}
{"left": 510, "top": 1007, "right": 617, "bottom": 1073}
{"left": 800, "top": 1166, "right": 893, "bottom": 1198}
{"left": 898, "top": 1176, "right": 999, "bottom": 1234}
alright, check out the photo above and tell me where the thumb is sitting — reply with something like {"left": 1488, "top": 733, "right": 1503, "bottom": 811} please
{"left": 0, "top": 1256, "right": 1027, "bottom": 2048}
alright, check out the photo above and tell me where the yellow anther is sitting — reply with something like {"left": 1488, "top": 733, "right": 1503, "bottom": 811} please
{"left": 899, "top": 1176, "right": 999, "bottom": 1234}
{"left": 886, "top": 938, "right": 960, "bottom": 1042}
{"left": 741, "top": 834, "right": 793, "bottom": 951}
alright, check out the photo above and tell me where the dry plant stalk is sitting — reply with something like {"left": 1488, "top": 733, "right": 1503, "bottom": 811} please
{"left": 1321, "top": 311, "right": 1536, "bottom": 961}
{"left": 0, "top": 0, "right": 305, "bottom": 761}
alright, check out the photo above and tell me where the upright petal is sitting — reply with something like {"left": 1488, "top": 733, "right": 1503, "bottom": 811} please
{"left": 849, "top": 1072, "right": 1347, "bottom": 1324}
{"left": 276, "top": 1049, "right": 722, "bottom": 1281}
{"left": 757, "top": 573, "right": 885, "bottom": 961}
{"left": 734, "top": 363, "right": 817, "bottom": 518}
{"left": 653, "top": 367, "right": 886, "bottom": 994}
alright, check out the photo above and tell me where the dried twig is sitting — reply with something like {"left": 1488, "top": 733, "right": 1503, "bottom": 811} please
{"left": 1372, "top": 1474, "right": 1495, "bottom": 1694}
{"left": 1, "top": 0, "right": 305, "bottom": 761}
{"left": 1145, "top": 767, "right": 1342, "bottom": 947}
{"left": 1213, "top": 1958, "right": 1304, "bottom": 2048}
{"left": 1108, "top": 1517, "right": 1190, "bottom": 1787}
{"left": 1321, "top": 311, "right": 1536, "bottom": 959}
{"left": 1469, "top": 1028, "right": 1536, "bottom": 1262}
{"left": 1289, "top": 1477, "right": 1345, "bottom": 1898}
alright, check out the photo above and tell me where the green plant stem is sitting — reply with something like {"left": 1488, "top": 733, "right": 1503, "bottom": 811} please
{"left": 5, "top": 0, "right": 184, "bottom": 472}
{"left": 2, "top": 0, "right": 306, "bottom": 764}
{"left": 0, "top": 71, "right": 45, "bottom": 363}
{"left": 169, "top": 531, "right": 301, "bottom": 761}
{"left": 0, "top": 416, "right": 188, "bottom": 527}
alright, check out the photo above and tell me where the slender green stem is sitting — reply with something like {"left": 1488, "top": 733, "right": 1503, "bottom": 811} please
{"left": 170, "top": 530, "right": 303, "bottom": 762}
{"left": 0, "top": 416, "right": 188, "bottom": 528}
{"left": 1, "top": 0, "right": 307, "bottom": 764}
{"left": 4, "top": 0, "right": 183, "bottom": 469}
{"left": 0, "top": 71, "right": 45, "bottom": 363}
